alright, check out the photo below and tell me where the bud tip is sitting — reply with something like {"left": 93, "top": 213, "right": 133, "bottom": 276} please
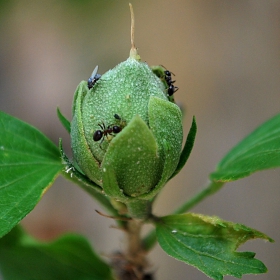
{"left": 129, "top": 3, "right": 141, "bottom": 60}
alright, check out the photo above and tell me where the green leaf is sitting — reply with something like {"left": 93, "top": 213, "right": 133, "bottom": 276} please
{"left": 57, "top": 107, "right": 71, "bottom": 133}
{"left": 0, "top": 111, "right": 62, "bottom": 238}
{"left": 0, "top": 225, "right": 114, "bottom": 280}
{"left": 170, "top": 116, "right": 197, "bottom": 180}
{"left": 155, "top": 213, "right": 273, "bottom": 280}
{"left": 211, "top": 113, "right": 280, "bottom": 182}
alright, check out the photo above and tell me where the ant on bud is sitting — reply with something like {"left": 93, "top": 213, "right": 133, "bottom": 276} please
{"left": 160, "top": 65, "right": 179, "bottom": 96}
{"left": 93, "top": 114, "right": 126, "bottom": 149}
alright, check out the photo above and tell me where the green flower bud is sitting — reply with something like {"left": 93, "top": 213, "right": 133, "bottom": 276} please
{"left": 61, "top": 6, "right": 197, "bottom": 220}
{"left": 71, "top": 56, "right": 183, "bottom": 203}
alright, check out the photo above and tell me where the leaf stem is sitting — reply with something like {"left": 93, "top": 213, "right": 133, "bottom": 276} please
{"left": 142, "top": 180, "right": 225, "bottom": 251}
{"left": 173, "top": 180, "right": 225, "bottom": 214}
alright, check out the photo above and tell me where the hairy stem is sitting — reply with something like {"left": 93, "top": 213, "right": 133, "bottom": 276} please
{"left": 126, "top": 200, "right": 152, "bottom": 220}
{"left": 112, "top": 219, "right": 149, "bottom": 280}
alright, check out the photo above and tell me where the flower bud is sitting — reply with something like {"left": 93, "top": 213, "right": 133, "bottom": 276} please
{"left": 70, "top": 56, "right": 183, "bottom": 203}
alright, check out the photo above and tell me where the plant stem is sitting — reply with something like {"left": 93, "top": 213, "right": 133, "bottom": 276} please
{"left": 112, "top": 219, "right": 149, "bottom": 279}
{"left": 126, "top": 200, "right": 152, "bottom": 220}
{"left": 173, "top": 180, "right": 225, "bottom": 214}
{"left": 142, "top": 180, "right": 225, "bottom": 251}
{"left": 126, "top": 220, "right": 144, "bottom": 260}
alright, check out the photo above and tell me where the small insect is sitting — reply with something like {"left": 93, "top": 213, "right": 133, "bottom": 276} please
{"left": 88, "top": 65, "right": 101, "bottom": 89}
{"left": 114, "top": 113, "right": 121, "bottom": 121}
{"left": 93, "top": 114, "right": 124, "bottom": 148}
{"left": 93, "top": 123, "right": 122, "bottom": 143}
{"left": 151, "top": 65, "right": 179, "bottom": 99}
{"left": 160, "top": 64, "right": 176, "bottom": 84}
{"left": 114, "top": 113, "right": 127, "bottom": 128}
{"left": 167, "top": 83, "right": 179, "bottom": 96}
{"left": 160, "top": 65, "right": 179, "bottom": 96}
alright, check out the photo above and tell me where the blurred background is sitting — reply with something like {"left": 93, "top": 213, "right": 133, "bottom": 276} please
{"left": 0, "top": 1, "right": 279, "bottom": 279}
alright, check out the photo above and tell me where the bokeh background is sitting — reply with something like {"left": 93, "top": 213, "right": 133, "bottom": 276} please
{"left": 0, "top": 1, "right": 279, "bottom": 279}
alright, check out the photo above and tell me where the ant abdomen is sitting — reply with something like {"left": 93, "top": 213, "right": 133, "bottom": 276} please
{"left": 93, "top": 130, "right": 103, "bottom": 141}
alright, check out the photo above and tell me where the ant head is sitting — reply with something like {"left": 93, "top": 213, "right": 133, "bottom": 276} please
{"left": 112, "top": 125, "right": 122, "bottom": 134}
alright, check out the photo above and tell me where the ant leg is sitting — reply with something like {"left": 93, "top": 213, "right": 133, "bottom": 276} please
{"left": 99, "top": 136, "right": 105, "bottom": 150}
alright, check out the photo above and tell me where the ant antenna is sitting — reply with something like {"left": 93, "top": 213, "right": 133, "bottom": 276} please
{"left": 160, "top": 64, "right": 176, "bottom": 76}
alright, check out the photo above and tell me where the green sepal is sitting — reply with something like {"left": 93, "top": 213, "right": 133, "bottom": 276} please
{"left": 102, "top": 114, "right": 162, "bottom": 198}
{"left": 170, "top": 116, "right": 197, "bottom": 180}
{"left": 59, "top": 139, "right": 102, "bottom": 194}
{"left": 70, "top": 81, "right": 102, "bottom": 186}
{"left": 59, "top": 139, "right": 121, "bottom": 217}
{"left": 102, "top": 163, "right": 126, "bottom": 201}
{"left": 155, "top": 213, "right": 273, "bottom": 280}
{"left": 151, "top": 65, "right": 166, "bottom": 81}
{"left": 56, "top": 107, "right": 71, "bottom": 133}
{"left": 102, "top": 164, "right": 152, "bottom": 219}
{"left": 139, "top": 96, "right": 182, "bottom": 199}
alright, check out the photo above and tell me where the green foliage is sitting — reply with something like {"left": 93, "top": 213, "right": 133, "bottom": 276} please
{"left": 155, "top": 213, "right": 273, "bottom": 280}
{"left": 57, "top": 107, "right": 71, "bottom": 133}
{"left": 0, "top": 2, "right": 279, "bottom": 277}
{"left": 1, "top": 84, "right": 278, "bottom": 279}
{"left": 211, "top": 113, "right": 280, "bottom": 182}
{"left": 0, "top": 226, "right": 114, "bottom": 280}
{"left": 1, "top": 89, "right": 278, "bottom": 280}
{"left": 0, "top": 111, "right": 63, "bottom": 238}
{"left": 170, "top": 116, "right": 197, "bottom": 180}
{"left": 1, "top": 64, "right": 279, "bottom": 279}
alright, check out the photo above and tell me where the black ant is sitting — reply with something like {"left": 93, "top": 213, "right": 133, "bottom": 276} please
{"left": 93, "top": 114, "right": 124, "bottom": 148}
{"left": 160, "top": 65, "right": 179, "bottom": 96}
{"left": 167, "top": 84, "right": 179, "bottom": 96}
{"left": 88, "top": 65, "right": 101, "bottom": 89}
{"left": 161, "top": 65, "right": 175, "bottom": 83}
